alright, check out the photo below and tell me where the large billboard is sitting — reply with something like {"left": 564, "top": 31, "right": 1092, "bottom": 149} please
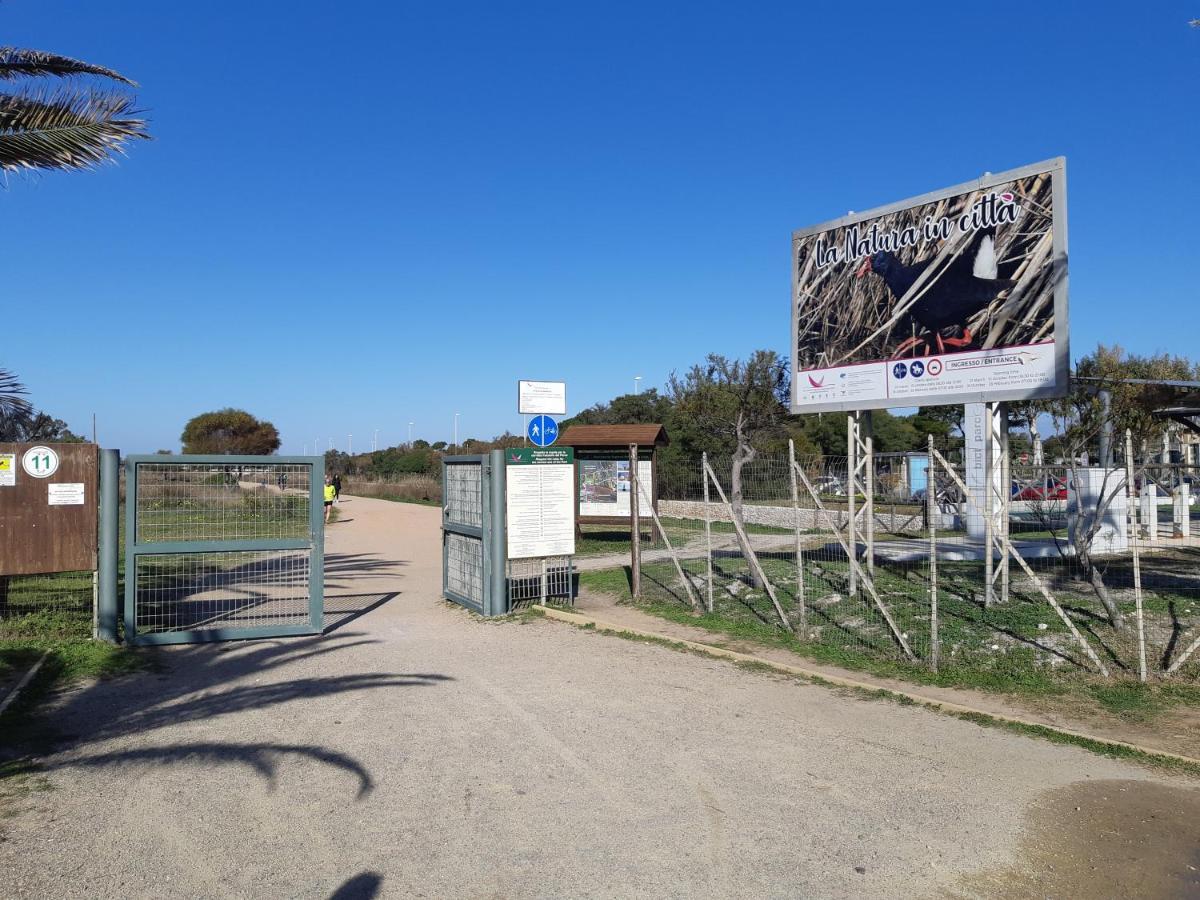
{"left": 791, "top": 158, "right": 1068, "bottom": 413}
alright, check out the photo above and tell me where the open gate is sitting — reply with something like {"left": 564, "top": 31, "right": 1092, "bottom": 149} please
{"left": 123, "top": 454, "right": 325, "bottom": 644}
{"left": 442, "top": 452, "right": 507, "bottom": 616}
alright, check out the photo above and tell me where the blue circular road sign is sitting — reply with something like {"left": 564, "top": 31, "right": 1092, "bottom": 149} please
{"left": 528, "top": 415, "right": 559, "bottom": 447}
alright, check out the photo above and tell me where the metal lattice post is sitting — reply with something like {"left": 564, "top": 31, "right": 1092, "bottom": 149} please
{"left": 984, "top": 402, "right": 1008, "bottom": 606}
{"left": 847, "top": 413, "right": 857, "bottom": 594}
{"left": 788, "top": 439, "right": 806, "bottom": 632}
{"left": 1126, "top": 430, "right": 1147, "bottom": 682}
{"left": 702, "top": 452, "right": 713, "bottom": 614}
{"left": 928, "top": 435, "right": 939, "bottom": 673}
{"left": 864, "top": 416, "right": 875, "bottom": 577}
{"left": 847, "top": 411, "right": 874, "bottom": 590}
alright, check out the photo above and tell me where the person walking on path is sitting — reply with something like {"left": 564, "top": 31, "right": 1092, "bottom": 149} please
{"left": 332, "top": 473, "right": 342, "bottom": 502}
{"left": 324, "top": 475, "right": 336, "bottom": 523}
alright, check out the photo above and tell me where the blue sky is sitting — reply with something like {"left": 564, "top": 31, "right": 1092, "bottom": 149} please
{"left": 4, "top": 2, "right": 1198, "bottom": 453}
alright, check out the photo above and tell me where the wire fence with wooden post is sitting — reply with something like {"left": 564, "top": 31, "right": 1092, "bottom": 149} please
{"left": 581, "top": 440, "right": 1200, "bottom": 685}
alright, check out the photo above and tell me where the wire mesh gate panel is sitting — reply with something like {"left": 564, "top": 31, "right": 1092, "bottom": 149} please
{"left": 442, "top": 454, "right": 508, "bottom": 615}
{"left": 123, "top": 455, "right": 324, "bottom": 644}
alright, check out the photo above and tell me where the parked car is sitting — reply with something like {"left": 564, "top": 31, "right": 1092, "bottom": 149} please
{"left": 1013, "top": 476, "right": 1068, "bottom": 502}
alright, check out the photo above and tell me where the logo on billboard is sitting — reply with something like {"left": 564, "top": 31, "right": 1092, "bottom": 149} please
{"left": 807, "top": 374, "right": 826, "bottom": 389}
{"left": 910, "top": 361, "right": 925, "bottom": 378}
{"left": 892, "top": 363, "right": 908, "bottom": 380}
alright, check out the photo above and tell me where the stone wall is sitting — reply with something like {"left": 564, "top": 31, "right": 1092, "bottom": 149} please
{"left": 658, "top": 500, "right": 920, "bottom": 533}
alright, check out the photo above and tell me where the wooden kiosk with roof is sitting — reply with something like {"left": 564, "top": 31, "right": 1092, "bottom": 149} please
{"left": 558, "top": 424, "right": 669, "bottom": 526}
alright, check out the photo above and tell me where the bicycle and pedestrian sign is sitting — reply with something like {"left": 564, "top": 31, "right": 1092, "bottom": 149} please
{"left": 527, "top": 415, "right": 559, "bottom": 447}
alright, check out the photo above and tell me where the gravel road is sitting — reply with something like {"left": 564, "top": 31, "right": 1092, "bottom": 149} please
{"left": 2, "top": 496, "right": 1197, "bottom": 899}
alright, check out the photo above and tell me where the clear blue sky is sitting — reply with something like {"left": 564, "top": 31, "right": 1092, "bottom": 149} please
{"left": 5, "top": 2, "right": 1198, "bottom": 453}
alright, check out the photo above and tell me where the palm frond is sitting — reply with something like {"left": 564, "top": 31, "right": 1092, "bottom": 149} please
{"left": 0, "top": 47, "right": 137, "bottom": 85}
{"left": 0, "top": 368, "right": 32, "bottom": 440}
{"left": 0, "top": 88, "right": 149, "bottom": 173}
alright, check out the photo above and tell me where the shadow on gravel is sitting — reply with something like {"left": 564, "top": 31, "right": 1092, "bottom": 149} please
{"left": 5, "top": 633, "right": 452, "bottom": 802}
{"left": 57, "top": 741, "right": 376, "bottom": 798}
{"left": 330, "top": 871, "right": 383, "bottom": 899}
{"left": 323, "top": 593, "right": 400, "bottom": 634}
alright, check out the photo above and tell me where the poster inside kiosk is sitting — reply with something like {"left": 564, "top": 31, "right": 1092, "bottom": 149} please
{"left": 505, "top": 447, "right": 575, "bottom": 559}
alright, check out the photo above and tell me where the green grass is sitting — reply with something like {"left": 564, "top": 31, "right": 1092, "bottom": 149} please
{"left": 579, "top": 549, "right": 1200, "bottom": 724}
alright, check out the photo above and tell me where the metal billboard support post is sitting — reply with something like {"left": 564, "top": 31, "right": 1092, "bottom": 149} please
{"left": 702, "top": 452, "right": 714, "bottom": 614}
{"left": 984, "top": 401, "right": 1009, "bottom": 606}
{"left": 927, "top": 435, "right": 939, "bottom": 673}
{"left": 847, "top": 410, "right": 874, "bottom": 593}
{"left": 629, "top": 443, "right": 641, "bottom": 600}
{"left": 96, "top": 448, "right": 120, "bottom": 643}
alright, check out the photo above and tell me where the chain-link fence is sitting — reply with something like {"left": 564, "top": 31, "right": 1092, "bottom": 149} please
{"left": 577, "top": 445, "right": 1200, "bottom": 684}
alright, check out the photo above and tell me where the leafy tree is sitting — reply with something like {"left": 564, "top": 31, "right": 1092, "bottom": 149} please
{"left": 429, "top": 441, "right": 446, "bottom": 451}
{"left": 181, "top": 409, "right": 281, "bottom": 455}
{"left": 561, "top": 389, "right": 673, "bottom": 431}
{"left": 0, "top": 46, "right": 149, "bottom": 174}
{"left": 9, "top": 411, "right": 85, "bottom": 442}
{"left": 868, "top": 409, "right": 921, "bottom": 453}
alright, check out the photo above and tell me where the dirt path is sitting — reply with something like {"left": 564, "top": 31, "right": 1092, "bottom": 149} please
{"left": 1, "top": 496, "right": 1198, "bottom": 898}
{"left": 572, "top": 590, "right": 1200, "bottom": 761}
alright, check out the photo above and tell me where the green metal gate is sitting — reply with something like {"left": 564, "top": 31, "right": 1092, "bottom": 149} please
{"left": 124, "top": 455, "right": 325, "bottom": 644}
{"left": 442, "top": 452, "right": 507, "bottom": 616}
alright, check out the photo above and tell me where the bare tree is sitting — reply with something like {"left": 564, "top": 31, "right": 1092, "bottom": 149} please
{"left": 669, "top": 351, "right": 789, "bottom": 579}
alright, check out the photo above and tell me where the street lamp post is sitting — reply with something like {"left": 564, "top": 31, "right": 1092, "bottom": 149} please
{"left": 408, "top": 422, "right": 414, "bottom": 446}
{"left": 634, "top": 375, "right": 643, "bottom": 394}
{"left": 373, "top": 427, "right": 379, "bottom": 452}
{"left": 453, "top": 412, "right": 460, "bottom": 451}
{"left": 348, "top": 434, "right": 353, "bottom": 455}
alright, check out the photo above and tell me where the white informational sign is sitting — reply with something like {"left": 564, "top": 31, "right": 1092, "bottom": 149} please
{"left": 48, "top": 482, "right": 86, "bottom": 506}
{"left": 505, "top": 448, "right": 576, "bottom": 559}
{"left": 795, "top": 343, "right": 1058, "bottom": 410}
{"left": 22, "top": 445, "right": 60, "bottom": 479}
{"left": 518, "top": 380, "right": 567, "bottom": 416}
{"left": 0, "top": 453, "right": 15, "bottom": 486}
{"left": 578, "top": 457, "right": 653, "bottom": 518}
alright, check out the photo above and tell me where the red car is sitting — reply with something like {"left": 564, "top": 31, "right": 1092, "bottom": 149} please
{"left": 1013, "top": 476, "right": 1068, "bottom": 502}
